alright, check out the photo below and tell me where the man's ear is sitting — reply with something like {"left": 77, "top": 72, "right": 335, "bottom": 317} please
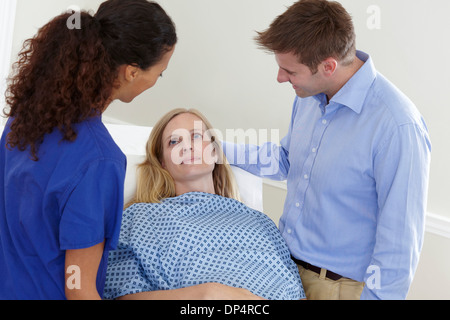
{"left": 321, "top": 58, "right": 338, "bottom": 76}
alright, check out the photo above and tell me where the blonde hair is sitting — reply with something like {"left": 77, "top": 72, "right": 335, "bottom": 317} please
{"left": 126, "top": 108, "right": 241, "bottom": 207}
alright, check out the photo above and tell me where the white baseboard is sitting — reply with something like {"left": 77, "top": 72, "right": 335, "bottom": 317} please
{"left": 426, "top": 213, "right": 450, "bottom": 239}
{"left": 263, "top": 179, "right": 450, "bottom": 239}
{"left": 263, "top": 179, "right": 288, "bottom": 191}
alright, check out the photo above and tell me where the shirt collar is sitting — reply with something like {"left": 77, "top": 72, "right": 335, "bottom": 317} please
{"left": 314, "top": 50, "right": 377, "bottom": 115}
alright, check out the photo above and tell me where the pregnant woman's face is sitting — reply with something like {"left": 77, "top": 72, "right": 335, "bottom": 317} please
{"left": 161, "top": 113, "right": 217, "bottom": 186}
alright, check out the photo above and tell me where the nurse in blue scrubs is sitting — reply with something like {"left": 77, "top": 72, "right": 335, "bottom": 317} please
{"left": 0, "top": 0, "right": 176, "bottom": 300}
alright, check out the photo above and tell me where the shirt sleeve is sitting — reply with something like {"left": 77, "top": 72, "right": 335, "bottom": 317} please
{"left": 222, "top": 141, "right": 290, "bottom": 180}
{"left": 59, "top": 159, "right": 126, "bottom": 252}
{"left": 361, "top": 123, "right": 431, "bottom": 300}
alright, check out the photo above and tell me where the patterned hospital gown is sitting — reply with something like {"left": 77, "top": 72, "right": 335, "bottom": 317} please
{"left": 104, "top": 192, "right": 305, "bottom": 300}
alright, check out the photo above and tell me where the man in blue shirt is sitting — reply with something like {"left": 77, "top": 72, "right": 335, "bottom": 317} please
{"left": 223, "top": 0, "right": 431, "bottom": 299}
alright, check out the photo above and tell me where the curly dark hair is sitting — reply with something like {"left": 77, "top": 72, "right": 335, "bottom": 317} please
{"left": 4, "top": 0, "right": 177, "bottom": 161}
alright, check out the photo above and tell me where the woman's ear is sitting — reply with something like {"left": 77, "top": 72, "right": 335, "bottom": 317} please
{"left": 123, "top": 65, "right": 140, "bottom": 82}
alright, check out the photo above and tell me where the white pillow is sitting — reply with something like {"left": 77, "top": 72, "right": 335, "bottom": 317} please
{"left": 105, "top": 123, "right": 263, "bottom": 212}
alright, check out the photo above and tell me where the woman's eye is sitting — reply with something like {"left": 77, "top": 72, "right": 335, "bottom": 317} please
{"left": 193, "top": 133, "right": 203, "bottom": 140}
{"left": 169, "top": 138, "right": 179, "bottom": 146}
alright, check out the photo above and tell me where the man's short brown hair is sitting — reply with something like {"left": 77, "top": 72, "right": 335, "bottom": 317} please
{"left": 256, "top": 0, "right": 356, "bottom": 73}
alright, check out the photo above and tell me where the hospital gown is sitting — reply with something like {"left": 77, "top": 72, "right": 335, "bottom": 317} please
{"left": 104, "top": 192, "right": 305, "bottom": 300}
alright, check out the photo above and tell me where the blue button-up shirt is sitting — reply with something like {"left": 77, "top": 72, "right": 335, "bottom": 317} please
{"left": 223, "top": 51, "right": 431, "bottom": 300}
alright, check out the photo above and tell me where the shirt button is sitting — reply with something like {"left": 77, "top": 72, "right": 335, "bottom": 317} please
{"left": 312, "top": 148, "right": 317, "bottom": 153}
{"left": 295, "top": 202, "right": 300, "bottom": 208}
{"left": 322, "top": 119, "right": 327, "bottom": 125}
{"left": 287, "top": 229, "right": 292, "bottom": 234}
{"left": 304, "top": 174, "right": 309, "bottom": 180}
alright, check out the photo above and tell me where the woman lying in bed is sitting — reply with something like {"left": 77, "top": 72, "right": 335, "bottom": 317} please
{"left": 104, "top": 108, "right": 305, "bottom": 300}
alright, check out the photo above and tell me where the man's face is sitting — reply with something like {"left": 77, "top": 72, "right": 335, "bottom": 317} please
{"left": 275, "top": 52, "right": 324, "bottom": 98}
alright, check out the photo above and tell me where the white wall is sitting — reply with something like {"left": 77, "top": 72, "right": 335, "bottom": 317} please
{"left": 8, "top": 0, "right": 450, "bottom": 300}
{"left": 0, "top": 0, "right": 17, "bottom": 126}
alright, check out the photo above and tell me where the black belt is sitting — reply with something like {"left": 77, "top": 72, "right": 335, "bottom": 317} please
{"left": 291, "top": 256, "right": 343, "bottom": 281}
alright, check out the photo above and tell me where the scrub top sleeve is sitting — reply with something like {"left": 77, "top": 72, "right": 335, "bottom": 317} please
{"left": 59, "top": 159, "right": 126, "bottom": 252}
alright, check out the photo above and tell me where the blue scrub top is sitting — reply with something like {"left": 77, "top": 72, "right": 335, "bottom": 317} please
{"left": 0, "top": 116, "right": 126, "bottom": 300}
